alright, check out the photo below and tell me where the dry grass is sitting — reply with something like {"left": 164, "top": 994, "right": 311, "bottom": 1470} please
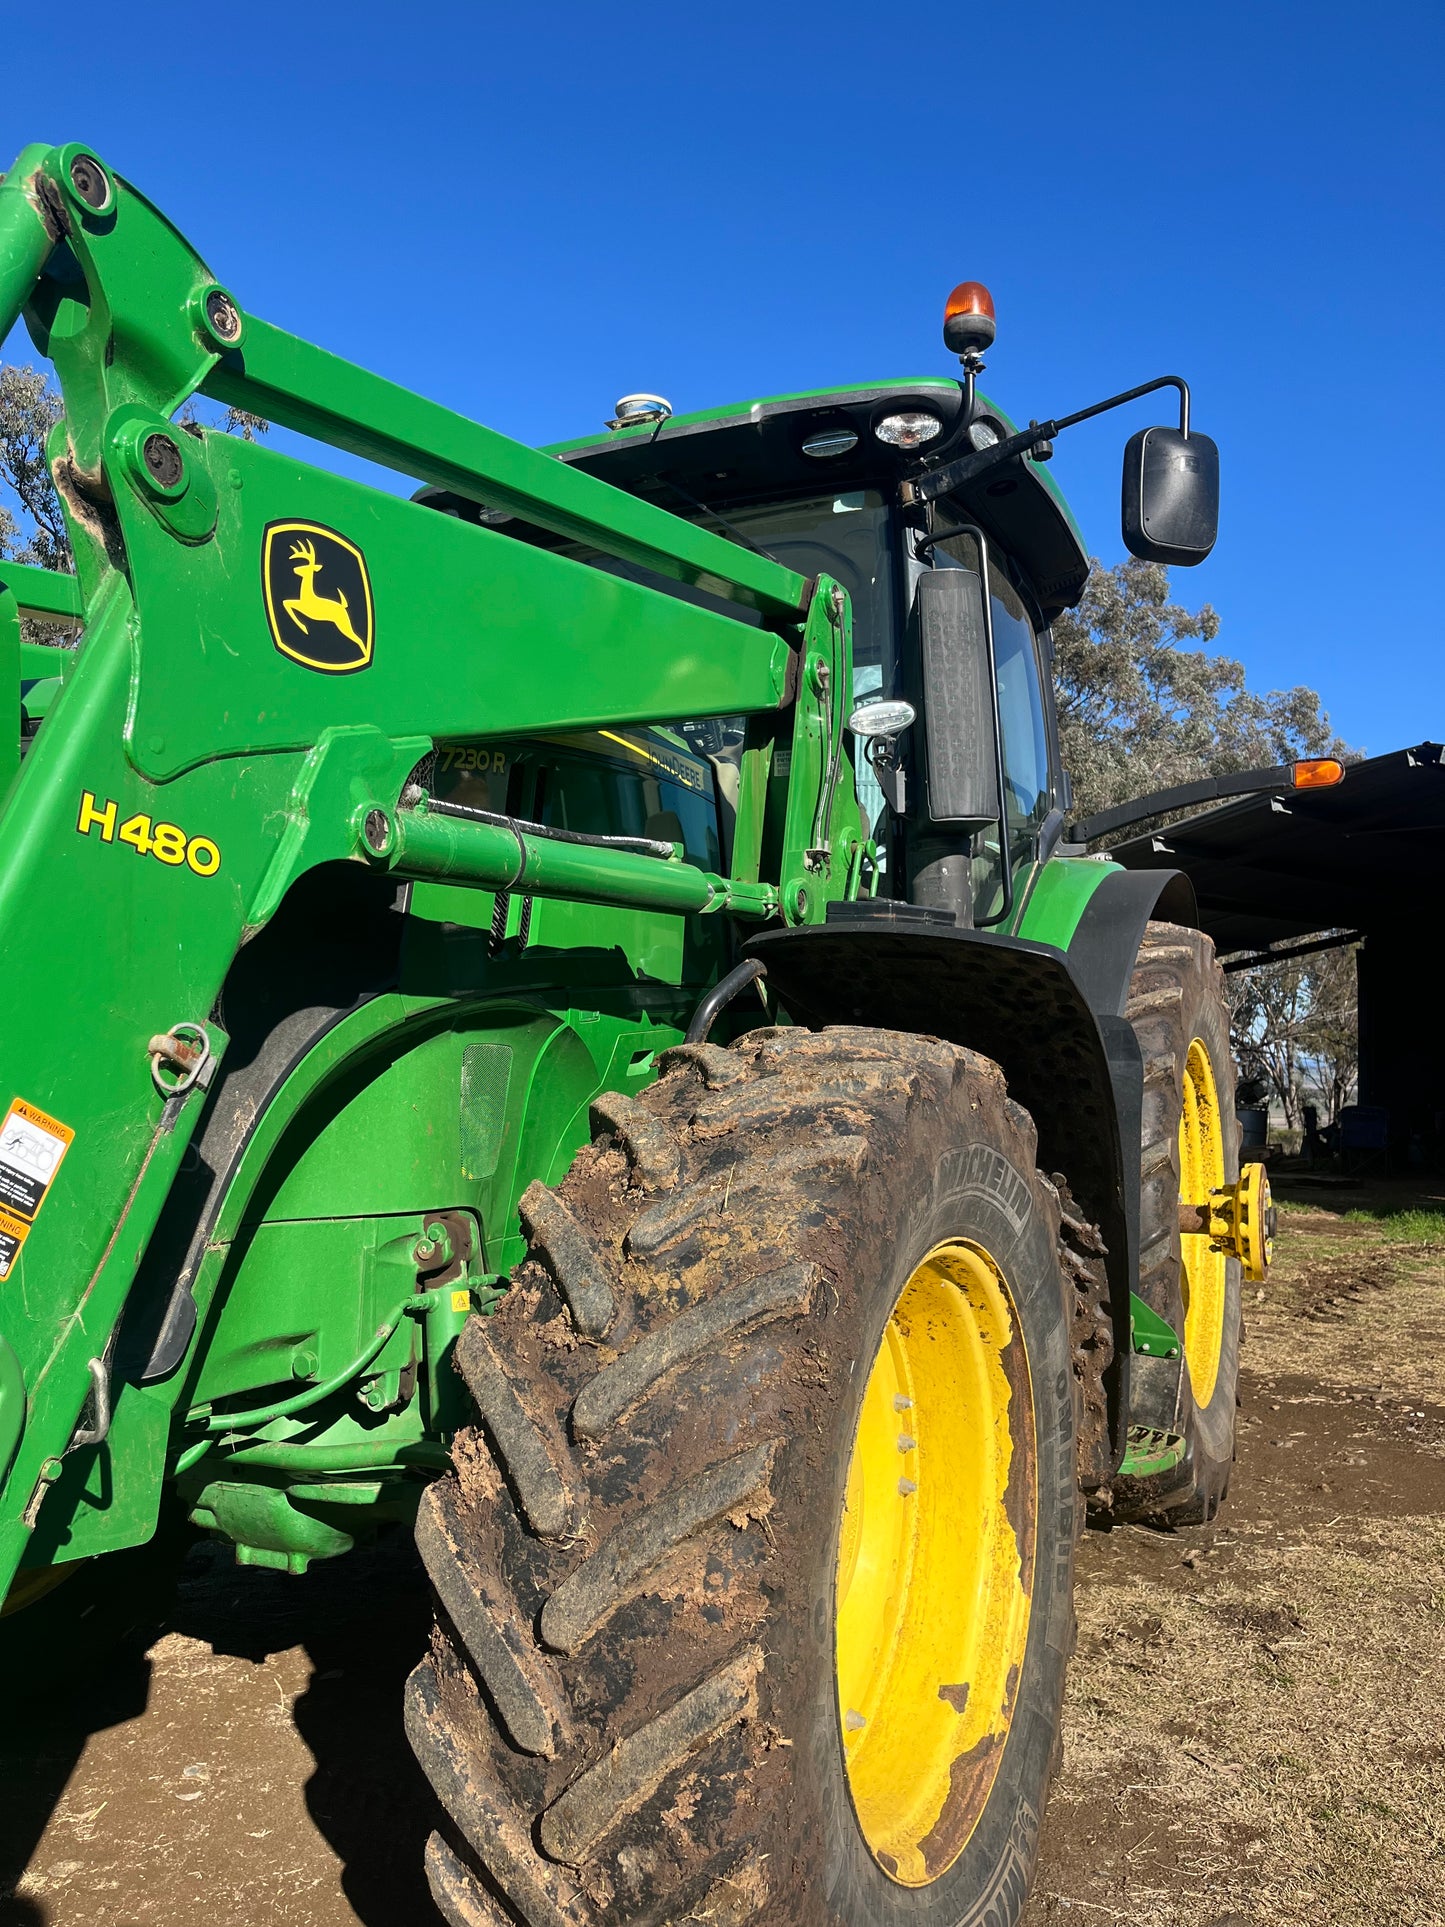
{"left": 1029, "top": 1185, "right": 1445, "bottom": 1927}
{"left": 1044, "top": 1515, "right": 1445, "bottom": 1925}
{"left": 1250, "top": 1192, "right": 1445, "bottom": 1418}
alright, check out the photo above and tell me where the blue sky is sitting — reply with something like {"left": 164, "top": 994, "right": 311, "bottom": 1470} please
{"left": 3, "top": 0, "right": 1441, "bottom": 754}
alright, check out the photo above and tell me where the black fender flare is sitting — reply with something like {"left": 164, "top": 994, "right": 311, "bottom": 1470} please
{"left": 744, "top": 866, "right": 1197, "bottom": 1465}
{"left": 1062, "top": 867, "right": 1197, "bottom": 1017}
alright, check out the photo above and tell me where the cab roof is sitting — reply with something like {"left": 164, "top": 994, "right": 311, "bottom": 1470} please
{"left": 545, "top": 378, "right": 1090, "bottom": 620}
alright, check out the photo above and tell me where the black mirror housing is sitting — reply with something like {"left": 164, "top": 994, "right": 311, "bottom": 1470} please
{"left": 1122, "top": 426, "right": 1219, "bottom": 566}
{"left": 910, "top": 568, "right": 1001, "bottom": 827}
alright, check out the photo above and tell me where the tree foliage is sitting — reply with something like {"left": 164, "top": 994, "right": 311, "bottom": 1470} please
{"left": 1053, "top": 557, "right": 1350, "bottom": 819}
{"left": 0, "top": 365, "right": 69, "bottom": 572}
{"left": 0, "top": 362, "right": 267, "bottom": 576}
{"left": 1227, "top": 942, "right": 1359, "bottom": 1129}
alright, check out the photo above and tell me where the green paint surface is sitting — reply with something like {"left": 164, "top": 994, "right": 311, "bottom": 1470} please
{"left": 0, "top": 139, "right": 1126, "bottom": 1592}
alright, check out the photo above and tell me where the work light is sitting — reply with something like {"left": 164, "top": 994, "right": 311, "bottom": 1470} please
{"left": 874, "top": 412, "right": 943, "bottom": 449}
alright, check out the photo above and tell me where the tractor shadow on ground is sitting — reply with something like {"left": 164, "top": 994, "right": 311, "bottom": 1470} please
{"left": 170, "top": 1530, "right": 439, "bottom": 1927}
{"left": 0, "top": 1650, "right": 156, "bottom": 1927}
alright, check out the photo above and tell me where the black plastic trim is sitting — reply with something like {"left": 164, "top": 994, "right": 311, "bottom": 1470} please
{"left": 1065, "top": 765, "right": 1296, "bottom": 845}
{"left": 1065, "top": 867, "right": 1198, "bottom": 1018}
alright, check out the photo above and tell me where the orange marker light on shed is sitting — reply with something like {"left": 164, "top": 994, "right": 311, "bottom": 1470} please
{"left": 943, "top": 281, "right": 997, "bottom": 359}
{"left": 1292, "top": 758, "right": 1345, "bottom": 789}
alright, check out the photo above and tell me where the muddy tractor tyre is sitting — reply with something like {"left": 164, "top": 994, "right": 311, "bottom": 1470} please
{"left": 1118, "top": 922, "right": 1242, "bottom": 1526}
{"left": 408, "top": 1025, "right": 1079, "bottom": 1927}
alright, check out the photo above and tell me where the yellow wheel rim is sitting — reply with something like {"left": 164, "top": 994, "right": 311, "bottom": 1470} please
{"left": 834, "top": 1241, "right": 1036, "bottom": 1887}
{"left": 1178, "top": 1038, "right": 1229, "bottom": 1409}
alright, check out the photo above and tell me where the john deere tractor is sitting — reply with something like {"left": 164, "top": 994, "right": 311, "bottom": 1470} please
{"left": 0, "top": 142, "right": 1286, "bottom": 1925}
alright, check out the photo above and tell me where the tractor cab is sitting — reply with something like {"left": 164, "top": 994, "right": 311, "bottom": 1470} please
{"left": 418, "top": 282, "right": 1219, "bottom": 932}
{"left": 421, "top": 372, "right": 1086, "bottom": 929}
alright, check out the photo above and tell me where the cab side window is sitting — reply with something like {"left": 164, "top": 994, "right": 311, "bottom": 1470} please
{"left": 932, "top": 535, "right": 1055, "bottom": 919}
{"left": 990, "top": 566, "right": 1052, "bottom": 861}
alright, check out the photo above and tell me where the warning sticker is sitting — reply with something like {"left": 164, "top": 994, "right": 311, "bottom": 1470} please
{"left": 0, "top": 1099, "right": 74, "bottom": 1276}
{"left": 0, "top": 1207, "right": 28, "bottom": 1280}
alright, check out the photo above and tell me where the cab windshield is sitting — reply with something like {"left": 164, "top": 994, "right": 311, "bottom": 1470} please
{"left": 658, "top": 491, "right": 895, "bottom": 825}
{"left": 681, "top": 490, "right": 895, "bottom": 686}
{"left": 552, "top": 488, "right": 895, "bottom": 694}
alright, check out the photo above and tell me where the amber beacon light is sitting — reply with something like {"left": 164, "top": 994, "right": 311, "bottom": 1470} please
{"left": 1292, "top": 759, "right": 1345, "bottom": 790}
{"left": 943, "top": 281, "right": 997, "bottom": 360}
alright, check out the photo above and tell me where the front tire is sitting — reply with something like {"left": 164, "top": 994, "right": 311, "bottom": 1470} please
{"left": 408, "top": 1026, "right": 1079, "bottom": 1925}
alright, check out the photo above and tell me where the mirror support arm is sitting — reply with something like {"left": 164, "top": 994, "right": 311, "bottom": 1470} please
{"left": 902, "top": 375, "right": 1193, "bottom": 508}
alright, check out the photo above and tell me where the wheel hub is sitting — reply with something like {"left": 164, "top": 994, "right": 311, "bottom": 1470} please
{"left": 834, "top": 1240, "right": 1035, "bottom": 1887}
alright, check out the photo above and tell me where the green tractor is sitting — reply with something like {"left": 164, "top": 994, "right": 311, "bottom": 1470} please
{"left": 0, "top": 143, "right": 1286, "bottom": 1925}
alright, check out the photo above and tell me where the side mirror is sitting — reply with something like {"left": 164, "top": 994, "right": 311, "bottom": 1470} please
{"left": 1122, "top": 426, "right": 1219, "bottom": 566}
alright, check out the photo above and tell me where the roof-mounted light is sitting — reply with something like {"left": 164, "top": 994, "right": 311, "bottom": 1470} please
{"left": 943, "top": 281, "right": 996, "bottom": 361}
{"left": 874, "top": 411, "right": 943, "bottom": 449}
{"left": 607, "top": 393, "right": 672, "bottom": 432}
{"left": 802, "top": 425, "right": 860, "bottom": 459}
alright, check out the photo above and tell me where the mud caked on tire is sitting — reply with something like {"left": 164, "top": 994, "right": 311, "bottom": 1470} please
{"left": 408, "top": 1026, "right": 1079, "bottom": 1926}
{"left": 1117, "top": 922, "right": 1243, "bottom": 1525}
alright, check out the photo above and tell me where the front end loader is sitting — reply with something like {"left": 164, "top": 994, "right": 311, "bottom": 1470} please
{"left": 0, "top": 144, "right": 1288, "bottom": 1925}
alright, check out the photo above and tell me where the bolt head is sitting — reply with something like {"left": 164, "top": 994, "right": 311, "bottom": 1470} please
{"left": 364, "top": 808, "right": 391, "bottom": 853}
{"left": 204, "top": 288, "right": 242, "bottom": 344}
{"left": 142, "top": 433, "right": 184, "bottom": 489}
{"left": 68, "top": 155, "right": 110, "bottom": 210}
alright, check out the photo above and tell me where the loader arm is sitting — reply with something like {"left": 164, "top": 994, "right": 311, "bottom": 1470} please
{"left": 0, "top": 142, "right": 861, "bottom": 1594}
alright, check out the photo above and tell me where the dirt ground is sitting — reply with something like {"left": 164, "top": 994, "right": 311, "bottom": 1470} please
{"left": 3, "top": 1179, "right": 1442, "bottom": 1927}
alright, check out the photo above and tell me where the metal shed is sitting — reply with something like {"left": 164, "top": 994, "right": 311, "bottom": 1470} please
{"left": 1107, "top": 741, "right": 1445, "bottom": 1168}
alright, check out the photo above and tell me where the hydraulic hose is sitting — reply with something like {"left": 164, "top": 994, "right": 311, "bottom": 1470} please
{"left": 686, "top": 958, "right": 768, "bottom": 1044}
{"left": 199, "top": 1295, "right": 414, "bottom": 1435}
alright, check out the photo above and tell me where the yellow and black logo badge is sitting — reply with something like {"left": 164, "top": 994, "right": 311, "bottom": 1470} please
{"left": 262, "top": 520, "right": 374, "bottom": 673}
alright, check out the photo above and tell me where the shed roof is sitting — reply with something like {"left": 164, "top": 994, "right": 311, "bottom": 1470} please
{"left": 1107, "top": 741, "right": 1445, "bottom": 955}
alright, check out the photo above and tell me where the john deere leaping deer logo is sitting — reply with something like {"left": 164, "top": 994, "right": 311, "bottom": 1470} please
{"left": 262, "top": 520, "right": 374, "bottom": 672}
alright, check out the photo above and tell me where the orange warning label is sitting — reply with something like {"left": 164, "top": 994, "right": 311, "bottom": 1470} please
{"left": 0, "top": 1098, "right": 74, "bottom": 1277}
{"left": 0, "top": 1207, "right": 29, "bottom": 1280}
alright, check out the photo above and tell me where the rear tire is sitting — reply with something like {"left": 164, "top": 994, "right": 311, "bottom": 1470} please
{"left": 409, "top": 1026, "right": 1079, "bottom": 1925}
{"left": 1117, "top": 923, "right": 1242, "bottom": 1525}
